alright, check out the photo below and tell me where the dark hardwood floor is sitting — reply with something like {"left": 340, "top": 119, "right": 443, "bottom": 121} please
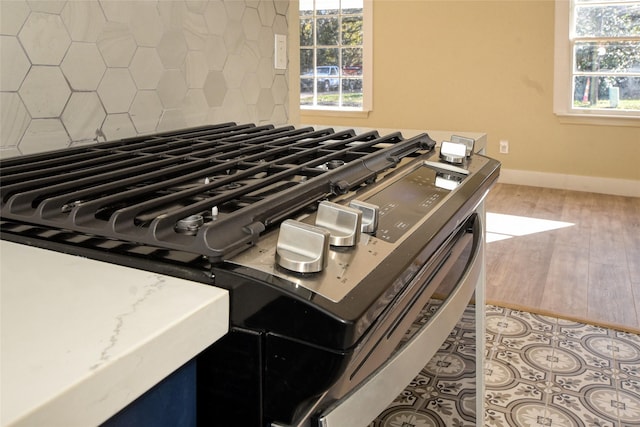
{"left": 484, "top": 183, "right": 640, "bottom": 332}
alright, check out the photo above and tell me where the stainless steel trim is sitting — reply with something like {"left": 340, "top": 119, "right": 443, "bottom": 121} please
{"left": 424, "top": 160, "right": 470, "bottom": 175}
{"left": 317, "top": 217, "right": 484, "bottom": 427}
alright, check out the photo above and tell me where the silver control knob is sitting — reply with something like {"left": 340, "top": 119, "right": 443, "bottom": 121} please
{"left": 450, "top": 135, "right": 475, "bottom": 157}
{"left": 276, "top": 220, "right": 330, "bottom": 273}
{"left": 439, "top": 140, "right": 467, "bottom": 164}
{"left": 349, "top": 200, "right": 379, "bottom": 234}
{"left": 315, "top": 201, "right": 362, "bottom": 247}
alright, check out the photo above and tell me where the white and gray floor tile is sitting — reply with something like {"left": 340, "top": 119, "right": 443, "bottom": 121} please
{"left": 371, "top": 303, "right": 640, "bottom": 427}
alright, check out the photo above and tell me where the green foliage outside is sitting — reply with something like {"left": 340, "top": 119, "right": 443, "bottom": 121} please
{"left": 573, "top": 2, "right": 640, "bottom": 109}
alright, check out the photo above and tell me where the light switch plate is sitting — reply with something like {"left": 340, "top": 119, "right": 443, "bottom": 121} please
{"left": 275, "top": 34, "right": 286, "bottom": 70}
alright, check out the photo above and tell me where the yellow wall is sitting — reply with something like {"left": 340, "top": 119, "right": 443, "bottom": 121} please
{"left": 299, "top": 0, "right": 639, "bottom": 182}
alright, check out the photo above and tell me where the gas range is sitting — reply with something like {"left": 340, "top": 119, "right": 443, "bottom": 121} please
{"left": 0, "top": 122, "right": 499, "bottom": 426}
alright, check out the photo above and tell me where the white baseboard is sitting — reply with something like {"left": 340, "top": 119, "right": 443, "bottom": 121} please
{"left": 498, "top": 169, "right": 640, "bottom": 198}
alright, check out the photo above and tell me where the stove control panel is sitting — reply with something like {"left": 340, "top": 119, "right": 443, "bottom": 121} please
{"left": 231, "top": 151, "right": 494, "bottom": 302}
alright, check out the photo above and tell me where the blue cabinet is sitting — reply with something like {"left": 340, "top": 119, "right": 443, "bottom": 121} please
{"left": 101, "top": 360, "right": 196, "bottom": 427}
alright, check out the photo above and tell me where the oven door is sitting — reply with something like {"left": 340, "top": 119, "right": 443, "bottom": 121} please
{"left": 312, "top": 212, "right": 484, "bottom": 427}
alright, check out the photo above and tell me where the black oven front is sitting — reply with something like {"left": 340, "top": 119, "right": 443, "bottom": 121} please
{"left": 196, "top": 212, "right": 483, "bottom": 427}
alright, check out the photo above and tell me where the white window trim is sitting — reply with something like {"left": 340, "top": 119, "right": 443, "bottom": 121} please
{"left": 553, "top": 0, "right": 640, "bottom": 126}
{"left": 298, "top": 0, "right": 373, "bottom": 117}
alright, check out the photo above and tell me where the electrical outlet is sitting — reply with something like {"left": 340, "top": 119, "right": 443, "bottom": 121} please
{"left": 499, "top": 140, "right": 509, "bottom": 154}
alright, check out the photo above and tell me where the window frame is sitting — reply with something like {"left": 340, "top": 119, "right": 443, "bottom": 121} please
{"left": 297, "top": 0, "right": 373, "bottom": 116}
{"left": 553, "top": 0, "right": 640, "bottom": 125}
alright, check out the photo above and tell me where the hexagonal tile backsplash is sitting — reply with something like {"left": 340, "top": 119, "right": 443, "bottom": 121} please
{"left": 0, "top": 0, "right": 289, "bottom": 158}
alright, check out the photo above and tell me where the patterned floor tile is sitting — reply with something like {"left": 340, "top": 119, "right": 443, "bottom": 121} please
{"left": 371, "top": 302, "right": 640, "bottom": 427}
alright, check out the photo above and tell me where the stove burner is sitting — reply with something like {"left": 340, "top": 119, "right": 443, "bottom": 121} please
{"left": 61, "top": 201, "right": 83, "bottom": 213}
{"left": 327, "top": 159, "right": 345, "bottom": 169}
{"left": 176, "top": 214, "right": 204, "bottom": 235}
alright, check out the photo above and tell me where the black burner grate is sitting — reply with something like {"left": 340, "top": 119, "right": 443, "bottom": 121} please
{"left": 0, "top": 123, "right": 435, "bottom": 260}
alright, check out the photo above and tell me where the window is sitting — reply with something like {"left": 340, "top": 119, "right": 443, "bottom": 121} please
{"left": 555, "top": 0, "right": 640, "bottom": 121}
{"left": 299, "top": 0, "right": 371, "bottom": 111}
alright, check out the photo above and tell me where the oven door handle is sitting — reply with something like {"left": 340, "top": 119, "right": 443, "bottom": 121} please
{"left": 316, "top": 215, "right": 484, "bottom": 427}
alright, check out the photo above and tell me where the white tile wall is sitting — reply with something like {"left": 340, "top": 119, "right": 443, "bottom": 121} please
{"left": 62, "top": 92, "right": 106, "bottom": 141}
{"left": 98, "top": 68, "right": 137, "bottom": 113}
{"left": 0, "top": 0, "right": 289, "bottom": 158}
{"left": 61, "top": 43, "right": 106, "bottom": 90}
{"left": 20, "top": 118, "right": 69, "bottom": 154}
{"left": 20, "top": 12, "right": 70, "bottom": 64}
{"left": 0, "top": 93, "right": 30, "bottom": 148}
{"left": 0, "top": 36, "right": 31, "bottom": 90}
{"left": 19, "top": 66, "right": 71, "bottom": 118}
{"left": 130, "top": 47, "right": 164, "bottom": 89}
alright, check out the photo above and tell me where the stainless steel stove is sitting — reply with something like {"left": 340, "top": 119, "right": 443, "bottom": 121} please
{"left": 0, "top": 122, "right": 500, "bottom": 427}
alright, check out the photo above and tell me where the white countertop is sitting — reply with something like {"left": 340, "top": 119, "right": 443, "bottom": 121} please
{"left": 0, "top": 241, "right": 229, "bottom": 427}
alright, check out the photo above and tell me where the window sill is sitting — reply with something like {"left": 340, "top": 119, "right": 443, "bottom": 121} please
{"left": 300, "top": 107, "right": 371, "bottom": 119}
{"left": 555, "top": 112, "right": 640, "bottom": 127}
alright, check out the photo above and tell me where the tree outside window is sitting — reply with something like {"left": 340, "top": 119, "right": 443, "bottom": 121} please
{"left": 572, "top": 0, "right": 640, "bottom": 111}
{"left": 299, "top": 0, "right": 364, "bottom": 109}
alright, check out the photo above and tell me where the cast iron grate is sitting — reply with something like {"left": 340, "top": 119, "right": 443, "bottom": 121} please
{"left": 0, "top": 123, "right": 435, "bottom": 261}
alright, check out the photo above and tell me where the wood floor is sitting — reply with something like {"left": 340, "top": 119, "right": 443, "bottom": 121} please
{"left": 484, "top": 183, "right": 640, "bottom": 332}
